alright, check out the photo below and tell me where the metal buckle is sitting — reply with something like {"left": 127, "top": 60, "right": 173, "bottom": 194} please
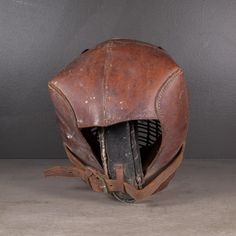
{"left": 96, "top": 175, "right": 108, "bottom": 193}
{"left": 87, "top": 167, "right": 108, "bottom": 193}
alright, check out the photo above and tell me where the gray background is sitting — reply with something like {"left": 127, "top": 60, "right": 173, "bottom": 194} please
{"left": 0, "top": 0, "right": 235, "bottom": 159}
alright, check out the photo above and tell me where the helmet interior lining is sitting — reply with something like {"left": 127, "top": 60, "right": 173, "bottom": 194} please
{"left": 80, "top": 119, "right": 162, "bottom": 174}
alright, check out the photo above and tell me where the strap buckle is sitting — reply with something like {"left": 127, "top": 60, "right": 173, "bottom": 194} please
{"left": 87, "top": 167, "right": 108, "bottom": 193}
{"left": 96, "top": 175, "right": 108, "bottom": 193}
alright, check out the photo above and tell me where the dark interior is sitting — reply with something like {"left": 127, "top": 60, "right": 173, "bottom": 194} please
{"left": 81, "top": 120, "right": 162, "bottom": 172}
{"left": 135, "top": 120, "right": 162, "bottom": 171}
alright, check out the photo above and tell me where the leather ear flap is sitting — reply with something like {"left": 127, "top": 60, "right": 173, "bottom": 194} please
{"left": 48, "top": 83, "right": 102, "bottom": 170}
{"left": 145, "top": 70, "right": 188, "bottom": 182}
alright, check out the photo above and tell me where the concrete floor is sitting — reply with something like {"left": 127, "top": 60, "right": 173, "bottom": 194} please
{"left": 0, "top": 159, "right": 235, "bottom": 236}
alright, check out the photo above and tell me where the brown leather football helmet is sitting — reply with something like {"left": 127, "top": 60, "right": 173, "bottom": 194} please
{"left": 45, "top": 39, "right": 188, "bottom": 202}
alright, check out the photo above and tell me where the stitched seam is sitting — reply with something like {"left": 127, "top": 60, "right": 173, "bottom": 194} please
{"left": 155, "top": 69, "right": 183, "bottom": 119}
{"left": 148, "top": 68, "right": 183, "bottom": 171}
{"left": 48, "top": 83, "right": 78, "bottom": 128}
{"left": 103, "top": 41, "right": 113, "bottom": 124}
{"left": 49, "top": 83, "right": 102, "bottom": 168}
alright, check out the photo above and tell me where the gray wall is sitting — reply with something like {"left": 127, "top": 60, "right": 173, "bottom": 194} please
{"left": 1, "top": 0, "right": 235, "bottom": 159}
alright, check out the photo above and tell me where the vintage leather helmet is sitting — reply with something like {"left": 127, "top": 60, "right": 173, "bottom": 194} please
{"left": 45, "top": 39, "right": 188, "bottom": 202}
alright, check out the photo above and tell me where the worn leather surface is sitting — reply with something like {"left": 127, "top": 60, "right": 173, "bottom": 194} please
{"left": 146, "top": 70, "right": 188, "bottom": 182}
{"left": 49, "top": 39, "right": 180, "bottom": 127}
{"left": 49, "top": 84, "right": 102, "bottom": 171}
{"left": 48, "top": 38, "right": 188, "bottom": 187}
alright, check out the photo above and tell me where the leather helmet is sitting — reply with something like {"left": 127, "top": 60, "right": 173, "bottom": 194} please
{"left": 45, "top": 39, "right": 188, "bottom": 202}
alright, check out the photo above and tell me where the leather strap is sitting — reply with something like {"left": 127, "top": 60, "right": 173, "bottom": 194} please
{"left": 44, "top": 144, "right": 184, "bottom": 201}
{"left": 124, "top": 149, "right": 183, "bottom": 200}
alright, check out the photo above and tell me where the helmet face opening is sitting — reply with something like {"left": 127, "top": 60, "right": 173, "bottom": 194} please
{"left": 81, "top": 119, "right": 162, "bottom": 176}
{"left": 80, "top": 119, "right": 163, "bottom": 202}
{"left": 45, "top": 39, "right": 188, "bottom": 202}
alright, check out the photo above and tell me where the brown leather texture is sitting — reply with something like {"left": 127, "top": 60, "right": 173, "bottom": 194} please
{"left": 49, "top": 39, "right": 181, "bottom": 127}
{"left": 145, "top": 70, "right": 188, "bottom": 182}
{"left": 49, "top": 84, "right": 102, "bottom": 171}
{"left": 47, "top": 39, "right": 188, "bottom": 199}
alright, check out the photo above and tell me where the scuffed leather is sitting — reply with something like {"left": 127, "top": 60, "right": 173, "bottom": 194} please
{"left": 49, "top": 39, "right": 179, "bottom": 127}
{"left": 48, "top": 38, "right": 188, "bottom": 187}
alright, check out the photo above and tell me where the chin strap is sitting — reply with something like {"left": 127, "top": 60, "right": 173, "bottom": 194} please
{"left": 44, "top": 144, "right": 184, "bottom": 202}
